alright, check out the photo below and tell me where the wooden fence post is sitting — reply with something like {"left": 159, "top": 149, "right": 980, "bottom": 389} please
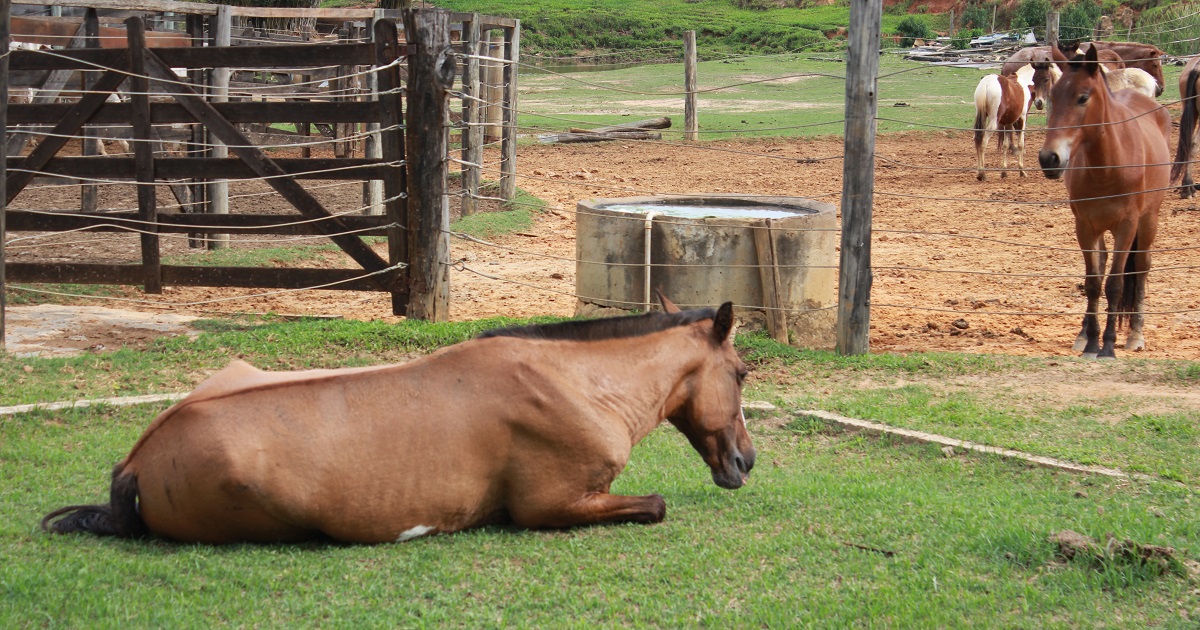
{"left": 207, "top": 4, "right": 231, "bottom": 250}
{"left": 1, "top": 0, "right": 9, "bottom": 350}
{"left": 363, "top": 9, "right": 386, "bottom": 216}
{"left": 126, "top": 18, "right": 162, "bottom": 294}
{"left": 499, "top": 20, "right": 520, "bottom": 200}
{"left": 837, "top": 0, "right": 882, "bottom": 356}
{"left": 375, "top": 17, "right": 410, "bottom": 316}
{"left": 403, "top": 9, "right": 453, "bottom": 321}
{"left": 460, "top": 13, "right": 481, "bottom": 216}
{"left": 81, "top": 9, "right": 100, "bottom": 213}
{"left": 684, "top": 30, "right": 698, "bottom": 141}
{"left": 484, "top": 30, "right": 503, "bottom": 145}
{"left": 1047, "top": 12, "right": 1059, "bottom": 49}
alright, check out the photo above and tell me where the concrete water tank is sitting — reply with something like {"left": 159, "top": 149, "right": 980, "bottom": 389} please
{"left": 575, "top": 195, "right": 837, "bottom": 348}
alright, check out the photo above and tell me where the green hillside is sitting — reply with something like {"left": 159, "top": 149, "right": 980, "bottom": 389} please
{"left": 429, "top": 0, "right": 1193, "bottom": 59}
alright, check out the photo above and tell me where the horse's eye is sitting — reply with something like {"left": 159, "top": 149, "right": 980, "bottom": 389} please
{"left": 1078, "top": 93, "right": 1090, "bottom": 105}
{"left": 736, "top": 367, "right": 749, "bottom": 385}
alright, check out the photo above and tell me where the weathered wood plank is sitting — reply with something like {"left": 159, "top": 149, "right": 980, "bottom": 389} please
{"left": 376, "top": 18, "right": 410, "bottom": 316}
{"left": 6, "top": 157, "right": 390, "bottom": 180}
{"left": 7, "top": 102, "right": 383, "bottom": 126}
{"left": 499, "top": 22, "right": 520, "bottom": 200}
{"left": 6, "top": 263, "right": 386, "bottom": 291}
{"left": 7, "top": 43, "right": 381, "bottom": 72}
{"left": 126, "top": 18, "right": 163, "bottom": 292}
{"left": 753, "top": 219, "right": 789, "bottom": 345}
{"left": 5, "top": 210, "right": 391, "bottom": 235}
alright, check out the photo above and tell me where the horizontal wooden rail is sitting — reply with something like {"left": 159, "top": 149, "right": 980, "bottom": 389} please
{"left": 6, "top": 157, "right": 394, "bottom": 180}
{"left": 5, "top": 210, "right": 393, "bottom": 236}
{"left": 7, "top": 262, "right": 389, "bottom": 291}
{"left": 7, "top": 102, "right": 383, "bottom": 125}
{"left": 7, "top": 42, "right": 382, "bottom": 71}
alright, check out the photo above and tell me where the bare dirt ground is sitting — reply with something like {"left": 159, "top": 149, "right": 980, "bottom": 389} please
{"left": 6, "top": 130, "right": 1200, "bottom": 361}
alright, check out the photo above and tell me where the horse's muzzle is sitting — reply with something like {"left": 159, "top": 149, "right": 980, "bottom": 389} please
{"left": 712, "top": 447, "right": 755, "bottom": 489}
{"left": 1038, "top": 149, "right": 1064, "bottom": 179}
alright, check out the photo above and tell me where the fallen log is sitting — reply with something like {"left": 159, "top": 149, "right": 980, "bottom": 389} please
{"left": 566, "top": 116, "right": 672, "bottom": 134}
{"left": 545, "top": 130, "right": 662, "bottom": 144}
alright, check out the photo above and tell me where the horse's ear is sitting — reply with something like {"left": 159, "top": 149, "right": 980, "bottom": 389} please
{"left": 712, "top": 302, "right": 735, "bottom": 344}
{"left": 1083, "top": 44, "right": 1099, "bottom": 75}
{"left": 657, "top": 289, "right": 681, "bottom": 314}
{"left": 1050, "top": 45, "right": 1070, "bottom": 72}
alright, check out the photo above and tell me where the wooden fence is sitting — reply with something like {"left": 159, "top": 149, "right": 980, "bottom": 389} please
{"left": 0, "top": 5, "right": 513, "bottom": 348}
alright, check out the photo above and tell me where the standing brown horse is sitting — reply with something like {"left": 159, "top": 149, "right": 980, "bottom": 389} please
{"left": 42, "top": 299, "right": 755, "bottom": 544}
{"left": 1171, "top": 56, "right": 1200, "bottom": 198}
{"left": 1037, "top": 46, "right": 1171, "bottom": 358}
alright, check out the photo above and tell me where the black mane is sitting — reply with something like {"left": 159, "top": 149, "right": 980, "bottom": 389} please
{"left": 477, "top": 308, "right": 717, "bottom": 342}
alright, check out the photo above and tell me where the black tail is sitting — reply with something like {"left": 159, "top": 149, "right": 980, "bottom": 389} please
{"left": 41, "top": 463, "right": 147, "bottom": 538}
{"left": 1117, "top": 233, "right": 1143, "bottom": 330}
{"left": 1171, "top": 67, "right": 1200, "bottom": 184}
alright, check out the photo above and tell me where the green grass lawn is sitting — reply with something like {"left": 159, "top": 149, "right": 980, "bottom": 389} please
{"left": 1, "top": 319, "right": 1197, "bottom": 626}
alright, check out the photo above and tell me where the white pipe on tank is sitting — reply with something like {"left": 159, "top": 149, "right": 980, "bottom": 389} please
{"left": 643, "top": 211, "right": 660, "bottom": 312}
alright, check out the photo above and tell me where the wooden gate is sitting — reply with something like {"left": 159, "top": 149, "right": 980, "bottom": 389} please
{"left": 2, "top": 14, "right": 412, "bottom": 319}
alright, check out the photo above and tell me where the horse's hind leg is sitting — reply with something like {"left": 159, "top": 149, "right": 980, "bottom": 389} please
{"left": 1124, "top": 245, "right": 1153, "bottom": 352}
{"left": 976, "top": 129, "right": 990, "bottom": 181}
{"left": 509, "top": 492, "right": 667, "bottom": 529}
{"left": 999, "top": 128, "right": 1010, "bottom": 179}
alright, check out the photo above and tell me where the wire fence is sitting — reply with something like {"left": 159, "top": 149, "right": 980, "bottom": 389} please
{"left": 6, "top": 12, "right": 1200, "bottom": 356}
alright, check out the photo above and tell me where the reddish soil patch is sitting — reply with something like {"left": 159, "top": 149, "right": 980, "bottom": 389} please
{"left": 7, "top": 131, "right": 1200, "bottom": 360}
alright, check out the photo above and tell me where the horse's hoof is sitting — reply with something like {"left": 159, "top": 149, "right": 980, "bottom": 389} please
{"left": 1125, "top": 338, "right": 1146, "bottom": 352}
{"left": 1000, "top": 171, "right": 1008, "bottom": 179}
{"left": 977, "top": 172, "right": 986, "bottom": 182}
{"left": 1081, "top": 351, "right": 1098, "bottom": 359}
{"left": 1072, "top": 337, "right": 1089, "bottom": 352}
{"left": 1019, "top": 171, "right": 1026, "bottom": 178}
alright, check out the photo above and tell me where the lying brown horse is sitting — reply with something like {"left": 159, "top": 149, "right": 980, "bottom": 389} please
{"left": 1038, "top": 46, "right": 1170, "bottom": 358}
{"left": 42, "top": 299, "right": 755, "bottom": 544}
{"left": 1172, "top": 56, "right": 1200, "bottom": 198}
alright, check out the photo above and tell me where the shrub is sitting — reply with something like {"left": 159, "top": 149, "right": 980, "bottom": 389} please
{"left": 1011, "top": 0, "right": 1050, "bottom": 31}
{"left": 950, "top": 27, "right": 984, "bottom": 50}
{"left": 895, "top": 15, "right": 933, "bottom": 47}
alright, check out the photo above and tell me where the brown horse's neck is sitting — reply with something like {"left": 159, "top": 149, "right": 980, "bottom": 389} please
{"left": 578, "top": 327, "right": 711, "bottom": 445}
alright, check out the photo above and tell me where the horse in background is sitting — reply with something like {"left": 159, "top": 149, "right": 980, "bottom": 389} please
{"left": 1172, "top": 56, "right": 1200, "bottom": 198}
{"left": 1037, "top": 46, "right": 1170, "bottom": 358}
{"left": 1079, "top": 41, "right": 1165, "bottom": 96}
{"left": 1103, "top": 67, "right": 1159, "bottom": 99}
{"left": 974, "top": 64, "right": 1034, "bottom": 181}
{"left": 1026, "top": 62, "right": 1062, "bottom": 112}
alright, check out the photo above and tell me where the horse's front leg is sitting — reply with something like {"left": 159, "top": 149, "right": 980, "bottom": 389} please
{"left": 1076, "top": 233, "right": 1105, "bottom": 357}
{"left": 512, "top": 492, "right": 667, "bottom": 529}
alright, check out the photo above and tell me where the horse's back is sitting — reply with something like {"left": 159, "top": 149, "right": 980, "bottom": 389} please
{"left": 125, "top": 355, "right": 522, "bottom": 543}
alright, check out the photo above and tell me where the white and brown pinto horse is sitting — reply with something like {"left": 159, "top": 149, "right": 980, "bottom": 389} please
{"left": 1037, "top": 46, "right": 1171, "bottom": 358}
{"left": 974, "top": 65, "right": 1034, "bottom": 181}
{"left": 1172, "top": 56, "right": 1200, "bottom": 198}
{"left": 42, "top": 300, "right": 756, "bottom": 544}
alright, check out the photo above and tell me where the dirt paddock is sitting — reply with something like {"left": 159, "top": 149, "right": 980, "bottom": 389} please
{"left": 5, "top": 130, "right": 1200, "bottom": 360}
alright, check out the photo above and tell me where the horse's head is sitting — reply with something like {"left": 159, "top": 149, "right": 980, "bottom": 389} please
{"left": 1039, "top": 45, "right": 1107, "bottom": 180}
{"left": 1028, "top": 61, "right": 1060, "bottom": 112}
{"left": 660, "top": 297, "right": 756, "bottom": 490}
